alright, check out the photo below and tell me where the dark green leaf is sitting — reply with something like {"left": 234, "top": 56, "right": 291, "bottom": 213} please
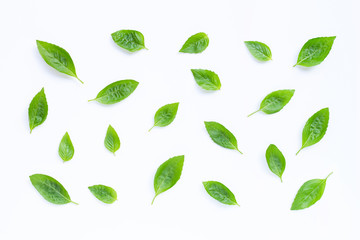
{"left": 203, "top": 181, "right": 239, "bottom": 206}
{"left": 244, "top": 41, "right": 272, "bottom": 61}
{"left": 104, "top": 125, "right": 120, "bottom": 154}
{"left": 58, "top": 132, "right": 74, "bottom": 162}
{"left": 111, "top": 30, "right": 147, "bottom": 52}
{"left": 149, "top": 102, "right": 179, "bottom": 131}
{"left": 88, "top": 185, "right": 117, "bottom": 204}
{"left": 179, "top": 32, "right": 209, "bottom": 53}
{"left": 266, "top": 144, "right": 286, "bottom": 182}
{"left": 28, "top": 88, "right": 48, "bottom": 133}
{"left": 191, "top": 69, "right": 221, "bottom": 91}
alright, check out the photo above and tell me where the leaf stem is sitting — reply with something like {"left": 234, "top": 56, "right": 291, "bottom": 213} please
{"left": 151, "top": 195, "right": 157, "bottom": 205}
{"left": 293, "top": 63, "right": 298, "bottom": 67}
{"left": 247, "top": 109, "right": 261, "bottom": 117}
{"left": 71, "top": 201, "right": 79, "bottom": 205}
{"left": 148, "top": 125, "right": 155, "bottom": 132}
{"left": 280, "top": 176, "right": 283, "bottom": 183}
{"left": 88, "top": 98, "right": 97, "bottom": 102}
{"left": 76, "top": 77, "right": 84, "bottom": 84}
{"left": 236, "top": 148, "right": 243, "bottom": 154}
{"left": 295, "top": 147, "right": 303, "bottom": 155}
{"left": 325, "top": 172, "right": 333, "bottom": 180}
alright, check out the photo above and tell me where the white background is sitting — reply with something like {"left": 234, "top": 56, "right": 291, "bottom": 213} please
{"left": 0, "top": 0, "right": 359, "bottom": 239}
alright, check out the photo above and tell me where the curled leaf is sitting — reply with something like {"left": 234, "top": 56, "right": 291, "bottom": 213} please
{"left": 179, "top": 32, "right": 209, "bottom": 53}
{"left": 266, "top": 144, "right": 286, "bottom": 182}
{"left": 149, "top": 102, "right": 179, "bottom": 131}
{"left": 89, "top": 80, "right": 138, "bottom": 104}
{"left": 111, "top": 30, "right": 147, "bottom": 52}
{"left": 104, "top": 125, "right": 120, "bottom": 154}
{"left": 58, "top": 132, "right": 74, "bottom": 162}
{"left": 28, "top": 88, "right": 48, "bottom": 133}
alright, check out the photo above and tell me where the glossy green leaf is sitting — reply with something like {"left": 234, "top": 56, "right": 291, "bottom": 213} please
{"left": 104, "top": 125, "right": 120, "bottom": 154}
{"left": 291, "top": 172, "right": 332, "bottom": 210}
{"left": 204, "top": 121, "right": 242, "bottom": 153}
{"left": 203, "top": 181, "right": 239, "bottom": 206}
{"left": 266, "top": 144, "right": 286, "bottom": 182}
{"left": 36, "top": 40, "right": 82, "bottom": 83}
{"left": 28, "top": 88, "right": 48, "bottom": 133}
{"left": 152, "top": 155, "right": 184, "bottom": 204}
{"left": 191, "top": 69, "right": 221, "bottom": 91}
{"left": 89, "top": 80, "right": 138, "bottom": 104}
{"left": 294, "top": 36, "right": 336, "bottom": 67}
{"left": 111, "top": 30, "right": 147, "bottom": 52}
{"left": 88, "top": 184, "right": 117, "bottom": 204}
{"left": 29, "top": 174, "right": 77, "bottom": 205}
{"left": 58, "top": 132, "right": 74, "bottom": 162}
{"left": 296, "top": 108, "right": 329, "bottom": 155}
{"left": 244, "top": 41, "right": 272, "bottom": 61}
{"left": 149, "top": 102, "right": 179, "bottom": 131}
{"left": 248, "top": 89, "right": 295, "bottom": 117}
{"left": 179, "top": 32, "right": 209, "bottom": 53}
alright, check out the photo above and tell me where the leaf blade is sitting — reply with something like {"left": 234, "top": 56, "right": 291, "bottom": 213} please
{"left": 88, "top": 185, "right": 117, "bottom": 204}
{"left": 204, "top": 121, "right": 241, "bottom": 153}
{"left": 191, "top": 69, "right": 221, "bottom": 91}
{"left": 28, "top": 88, "right": 48, "bottom": 133}
{"left": 265, "top": 144, "right": 286, "bottom": 182}
{"left": 179, "top": 32, "right": 209, "bottom": 53}
{"left": 244, "top": 41, "right": 272, "bottom": 61}
{"left": 90, "top": 80, "right": 139, "bottom": 104}
{"left": 111, "top": 30, "right": 146, "bottom": 52}
{"left": 203, "top": 181, "right": 239, "bottom": 206}
{"left": 58, "top": 132, "right": 74, "bottom": 162}
{"left": 104, "top": 125, "right": 120, "bottom": 154}
{"left": 150, "top": 102, "right": 179, "bottom": 131}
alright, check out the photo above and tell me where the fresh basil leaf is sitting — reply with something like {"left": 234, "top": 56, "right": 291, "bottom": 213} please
{"left": 88, "top": 184, "right": 117, "bottom": 204}
{"left": 179, "top": 32, "right": 209, "bottom": 53}
{"left": 111, "top": 30, "right": 147, "bottom": 52}
{"left": 191, "top": 69, "right": 221, "bottom": 91}
{"left": 266, "top": 144, "right": 286, "bottom": 182}
{"left": 203, "top": 181, "right": 239, "bottom": 206}
{"left": 36, "top": 40, "right": 82, "bottom": 83}
{"left": 204, "top": 121, "right": 242, "bottom": 153}
{"left": 244, "top": 41, "right": 272, "bottom": 61}
{"left": 294, "top": 36, "right": 336, "bottom": 67}
{"left": 296, "top": 108, "right": 329, "bottom": 155}
{"left": 28, "top": 88, "right": 48, "bottom": 133}
{"left": 291, "top": 172, "right": 332, "bottom": 210}
{"left": 248, "top": 89, "right": 295, "bottom": 117}
{"left": 58, "top": 132, "right": 74, "bottom": 162}
{"left": 104, "top": 124, "right": 120, "bottom": 154}
{"left": 29, "top": 174, "right": 77, "bottom": 205}
{"left": 149, "top": 102, "right": 179, "bottom": 131}
{"left": 152, "top": 155, "right": 184, "bottom": 205}
{"left": 89, "top": 80, "right": 138, "bottom": 104}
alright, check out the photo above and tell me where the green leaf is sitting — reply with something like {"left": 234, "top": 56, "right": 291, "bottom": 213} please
{"left": 152, "top": 155, "right": 184, "bottom": 205}
{"left": 294, "top": 36, "right": 336, "bottom": 67}
{"left": 28, "top": 88, "right": 48, "bottom": 133}
{"left": 58, "top": 132, "right": 74, "bottom": 162}
{"left": 204, "top": 121, "right": 242, "bottom": 154}
{"left": 191, "top": 69, "right": 221, "bottom": 91}
{"left": 179, "top": 32, "right": 209, "bottom": 53}
{"left": 266, "top": 144, "right": 286, "bottom": 182}
{"left": 248, "top": 89, "right": 295, "bottom": 117}
{"left": 296, "top": 108, "right": 329, "bottom": 155}
{"left": 88, "top": 184, "right": 117, "bottom": 204}
{"left": 89, "top": 80, "right": 139, "bottom": 104}
{"left": 149, "top": 102, "right": 179, "bottom": 131}
{"left": 36, "top": 40, "right": 82, "bottom": 83}
{"left": 29, "top": 174, "right": 77, "bottom": 205}
{"left": 291, "top": 172, "right": 332, "bottom": 210}
{"left": 111, "top": 30, "right": 147, "bottom": 52}
{"left": 244, "top": 41, "right": 272, "bottom": 61}
{"left": 104, "top": 124, "right": 120, "bottom": 154}
{"left": 203, "top": 181, "right": 239, "bottom": 206}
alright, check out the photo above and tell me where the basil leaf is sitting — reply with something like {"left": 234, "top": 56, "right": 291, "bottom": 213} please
{"left": 149, "top": 102, "right": 179, "bottom": 131}
{"left": 191, "top": 69, "right": 221, "bottom": 91}
{"left": 29, "top": 174, "right": 77, "bottom": 205}
{"left": 294, "top": 36, "right": 336, "bottom": 67}
{"left": 204, "top": 121, "right": 242, "bottom": 154}
{"left": 266, "top": 144, "right": 286, "bottom": 182}
{"left": 203, "top": 181, "right": 239, "bottom": 206}
{"left": 88, "top": 184, "right": 117, "bottom": 204}
{"left": 296, "top": 108, "right": 329, "bottom": 155}
{"left": 244, "top": 41, "right": 272, "bottom": 61}
{"left": 179, "top": 32, "right": 209, "bottom": 53}
{"left": 58, "top": 132, "right": 74, "bottom": 162}
{"left": 89, "top": 80, "right": 138, "bottom": 104}
{"left": 28, "top": 88, "right": 48, "bottom": 133}
{"left": 104, "top": 124, "right": 120, "bottom": 154}
{"left": 111, "top": 30, "right": 147, "bottom": 52}
{"left": 248, "top": 89, "right": 295, "bottom": 117}
{"left": 152, "top": 155, "right": 184, "bottom": 205}
{"left": 36, "top": 40, "right": 82, "bottom": 83}
{"left": 291, "top": 172, "right": 332, "bottom": 210}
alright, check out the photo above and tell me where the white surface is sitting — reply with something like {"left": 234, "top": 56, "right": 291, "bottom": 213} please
{"left": 0, "top": 0, "right": 359, "bottom": 239}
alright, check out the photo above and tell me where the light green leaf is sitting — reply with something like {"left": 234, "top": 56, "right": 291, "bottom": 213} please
{"left": 89, "top": 80, "right": 138, "bottom": 104}
{"left": 266, "top": 144, "right": 286, "bottom": 182}
{"left": 111, "top": 30, "right": 147, "bottom": 52}
{"left": 104, "top": 125, "right": 120, "bottom": 154}
{"left": 88, "top": 185, "right": 117, "bottom": 204}
{"left": 28, "top": 88, "right": 48, "bottom": 133}
{"left": 203, "top": 181, "right": 239, "bottom": 206}
{"left": 244, "top": 41, "right": 272, "bottom": 61}
{"left": 179, "top": 32, "right": 209, "bottom": 53}
{"left": 191, "top": 69, "right": 221, "bottom": 91}
{"left": 58, "top": 132, "right": 74, "bottom": 162}
{"left": 149, "top": 102, "right": 179, "bottom": 131}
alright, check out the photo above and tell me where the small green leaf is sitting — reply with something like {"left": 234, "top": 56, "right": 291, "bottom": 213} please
{"left": 111, "top": 30, "right": 147, "bottom": 52}
{"left": 104, "top": 125, "right": 120, "bottom": 154}
{"left": 58, "top": 132, "right": 74, "bottom": 162}
{"left": 179, "top": 32, "right": 209, "bottom": 53}
{"left": 149, "top": 102, "right": 179, "bottom": 131}
{"left": 152, "top": 155, "right": 184, "bottom": 205}
{"left": 204, "top": 121, "right": 242, "bottom": 154}
{"left": 248, "top": 89, "right": 295, "bottom": 117}
{"left": 291, "top": 172, "right": 332, "bottom": 210}
{"left": 36, "top": 40, "right": 82, "bottom": 83}
{"left": 88, "top": 185, "right": 117, "bottom": 204}
{"left": 296, "top": 108, "right": 329, "bottom": 155}
{"left": 89, "top": 80, "right": 138, "bottom": 104}
{"left": 294, "top": 36, "right": 336, "bottom": 67}
{"left": 28, "top": 88, "right": 48, "bottom": 133}
{"left": 244, "top": 41, "right": 272, "bottom": 61}
{"left": 29, "top": 174, "right": 77, "bottom": 205}
{"left": 203, "top": 181, "right": 239, "bottom": 206}
{"left": 191, "top": 69, "right": 221, "bottom": 91}
{"left": 266, "top": 144, "right": 286, "bottom": 182}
